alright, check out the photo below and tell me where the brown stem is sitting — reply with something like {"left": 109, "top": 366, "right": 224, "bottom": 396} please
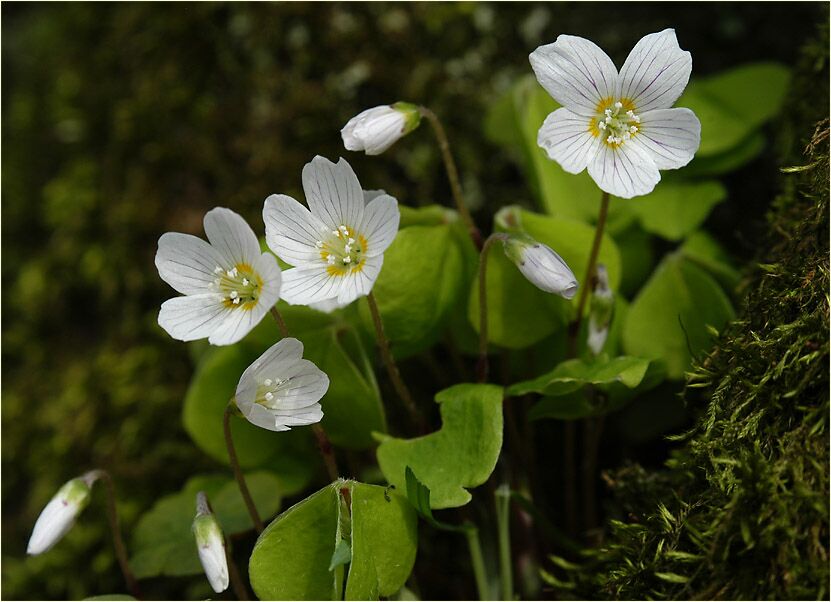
{"left": 84, "top": 470, "right": 141, "bottom": 599}
{"left": 419, "top": 106, "right": 482, "bottom": 249}
{"left": 269, "top": 306, "right": 290, "bottom": 338}
{"left": 567, "top": 190, "right": 611, "bottom": 358}
{"left": 312, "top": 424, "right": 339, "bottom": 482}
{"left": 223, "top": 405, "right": 263, "bottom": 533}
{"left": 366, "top": 292, "right": 422, "bottom": 430}
{"left": 477, "top": 233, "right": 507, "bottom": 383}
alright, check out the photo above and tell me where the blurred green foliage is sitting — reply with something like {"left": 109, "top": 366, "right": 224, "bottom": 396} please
{"left": 2, "top": 3, "right": 826, "bottom": 600}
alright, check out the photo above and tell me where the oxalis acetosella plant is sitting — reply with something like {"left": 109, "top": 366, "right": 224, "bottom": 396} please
{"left": 32, "top": 27, "right": 748, "bottom": 601}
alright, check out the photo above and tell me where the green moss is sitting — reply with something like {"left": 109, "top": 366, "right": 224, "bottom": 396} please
{"left": 551, "top": 27, "right": 829, "bottom": 600}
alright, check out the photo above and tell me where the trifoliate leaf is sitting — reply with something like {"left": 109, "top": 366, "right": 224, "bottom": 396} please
{"left": 626, "top": 179, "right": 727, "bottom": 241}
{"left": 375, "top": 384, "right": 503, "bottom": 508}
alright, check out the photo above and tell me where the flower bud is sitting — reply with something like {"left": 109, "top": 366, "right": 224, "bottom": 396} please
{"left": 503, "top": 234, "right": 578, "bottom": 299}
{"left": 587, "top": 264, "right": 614, "bottom": 355}
{"left": 27, "top": 474, "right": 94, "bottom": 555}
{"left": 193, "top": 492, "right": 229, "bottom": 594}
{"left": 341, "top": 102, "right": 421, "bottom": 155}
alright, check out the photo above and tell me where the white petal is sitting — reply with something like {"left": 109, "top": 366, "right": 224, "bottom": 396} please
{"left": 203, "top": 207, "right": 261, "bottom": 267}
{"left": 336, "top": 254, "right": 383, "bottom": 305}
{"left": 529, "top": 35, "right": 619, "bottom": 116}
{"left": 302, "top": 156, "right": 364, "bottom": 230}
{"left": 281, "top": 265, "right": 344, "bottom": 306}
{"left": 309, "top": 298, "right": 345, "bottom": 313}
{"left": 158, "top": 294, "right": 229, "bottom": 342}
{"left": 252, "top": 252, "right": 282, "bottom": 312}
{"left": 195, "top": 531, "right": 229, "bottom": 593}
{"left": 272, "top": 360, "right": 330, "bottom": 410}
{"left": 618, "top": 29, "right": 692, "bottom": 113}
{"left": 236, "top": 338, "right": 305, "bottom": 402}
{"left": 27, "top": 498, "right": 78, "bottom": 555}
{"left": 263, "top": 194, "right": 327, "bottom": 267}
{"left": 360, "top": 194, "right": 400, "bottom": 257}
{"left": 272, "top": 406, "right": 324, "bottom": 426}
{"left": 537, "top": 108, "right": 603, "bottom": 174}
{"left": 342, "top": 106, "right": 406, "bottom": 155}
{"left": 155, "top": 233, "right": 227, "bottom": 295}
{"left": 630, "top": 107, "right": 701, "bottom": 169}
{"left": 242, "top": 403, "right": 292, "bottom": 432}
{"left": 587, "top": 143, "right": 661, "bottom": 199}
{"left": 362, "top": 189, "right": 387, "bottom": 204}
{"left": 207, "top": 306, "right": 262, "bottom": 346}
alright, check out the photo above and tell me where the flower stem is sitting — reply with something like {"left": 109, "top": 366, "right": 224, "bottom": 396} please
{"left": 477, "top": 233, "right": 508, "bottom": 383}
{"left": 269, "top": 306, "right": 290, "bottom": 338}
{"left": 419, "top": 106, "right": 482, "bottom": 249}
{"left": 312, "top": 424, "right": 339, "bottom": 482}
{"left": 84, "top": 470, "right": 141, "bottom": 599}
{"left": 223, "top": 404, "right": 263, "bottom": 533}
{"left": 567, "top": 190, "right": 611, "bottom": 357}
{"left": 464, "top": 524, "right": 490, "bottom": 601}
{"left": 495, "top": 485, "right": 514, "bottom": 601}
{"left": 366, "top": 292, "right": 422, "bottom": 430}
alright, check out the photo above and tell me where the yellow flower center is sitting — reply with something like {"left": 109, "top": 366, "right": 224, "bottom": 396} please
{"left": 315, "top": 224, "right": 367, "bottom": 276}
{"left": 212, "top": 263, "right": 263, "bottom": 310}
{"left": 589, "top": 98, "right": 640, "bottom": 147}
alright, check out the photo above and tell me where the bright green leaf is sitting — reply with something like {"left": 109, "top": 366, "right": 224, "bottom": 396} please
{"left": 679, "top": 230, "right": 741, "bottom": 290}
{"left": 344, "top": 482, "right": 418, "bottom": 600}
{"left": 249, "top": 481, "right": 417, "bottom": 601}
{"left": 508, "top": 356, "right": 653, "bottom": 398}
{"left": 684, "top": 131, "right": 766, "bottom": 177}
{"left": 623, "top": 254, "right": 734, "bottom": 379}
{"left": 375, "top": 384, "right": 503, "bottom": 508}
{"left": 360, "top": 214, "right": 477, "bottom": 358}
{"left": 130, "top": 472, "right": 284, "bottom": 579}
{"left": 626, "top": 179, "right": 727, "bottom": 241}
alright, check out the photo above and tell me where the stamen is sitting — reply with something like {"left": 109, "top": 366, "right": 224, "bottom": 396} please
{"left": 265, "top": 392, "right": 274, "bottom": 401}
{"left": 242, "top": 278, "right": 250, "bottom": 286}
{"left": 264, "top": 378, "right": 273, "bottom": 386}
{"left": 598, "top": 121, "right": 607, "bottom": 130}
{"left": 343, "top": 256, "right": 352, "bottom": 264}
{"left": 214, "top": 266, "right": 224, "bottom": 274}
{"left": 327, "top": 254, "right": 336, "bottom": 265}
{"left": 315, "top": 241, "right": 324, "bottom": 248}
{"left": 614, "top": 101, "right": 622, "bottom": 109}
{"left": 232, "top": 298, "right": 240, "bottom": 304}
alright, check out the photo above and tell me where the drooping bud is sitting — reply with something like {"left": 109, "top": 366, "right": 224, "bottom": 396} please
{"left": 193, "top": 492, "right": 229, "bottom": 594}
{"left": 503, "top": 234, "right": 578, "bottom": 299}
{"left": 587, "top": 264, "right": 614, "bottom": 355}
{"left": 341, "top": 102, "right": 421, "bottom": 155}
{"left": 27, "top": 473, "right": 96, "bottom": 555}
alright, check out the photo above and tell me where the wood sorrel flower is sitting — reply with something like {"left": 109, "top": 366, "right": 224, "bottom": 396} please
{"left": 234, "top": 337, "right": 329, "bottom": 432}
{"left": 193, "top": 492, "right": 229, "bottom": 594}
{"left": 156, "top": 207, "right": 282, "bottom": 346}
{"left": 263, "top": 156, "right": 400, "bottom": 306}
{"left": 503, "top": 234, "right": 579, "bottom": 299}
{"left": 530, "top": 29, "right": 701, "bottom": 198}
{"left": 341, "top": 102, "right": 421, "bottom": 155}
{"left": 27, "top": 474, "right": 94, "bottom": 555}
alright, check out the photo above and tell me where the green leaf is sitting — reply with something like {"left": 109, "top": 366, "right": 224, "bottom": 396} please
{"left": 301, "top": 326, "right": 387, "bottom": 449}
{"left": 130, "top": 472, "right": 284, "bottom": 579}
{"left": 678, "top": 63, "right": 790, "bottom": 156}
{"left": 623, "top": 254, "right": 734, "bottom": 379}
{"left": 626, "top": 179, "right": 727, "bottom": 241}
{"left": 468, "top": 208, "right": 621, "bottom": 349}
{"left": 375, "top": 384, "right": 503, "bottom": 508}
{"left": 508, "top": 356, "right": 653, "bottom": 398}
{"left": 249, "top": 484, "right": 341, "bottom": 601}
{"left": 613, "top": 226, "right": 655, "bottom": 298}
{"left": 404, "top": 467, "right": 466, "bottom": 533}
{"left": 359, "top": 213, "right": 477, "bottom": 358}
{"left": 249, "top": 481, "right": 417, "bottom": 601}
{"left": 344, "top": 482, "right": 418, "bottom": 600}
{"left": 679, "top": 230, "right": 741, "bottom": 290}
{"left": 684, "top": 131, "right": 766, "bottom": 177}
{"left": 508, "top": 355, "right": 664, "bottom": 420}
{"left": 84, "top": 597, "right": 136, "bottom": 601}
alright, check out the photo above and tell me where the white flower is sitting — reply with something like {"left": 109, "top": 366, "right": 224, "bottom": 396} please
{"left": 503, "top": 234, "right": 579, "bottom": 299}
{"left": 234, "top": 337, "right": 329, "bottom": 432}
{"left": 27, "top": 476, "right": 93, "bottom": 555}
{"left": 193, "top": 492, "right": 229, "bottom": 594}
{"left": 530, "top": 29, "right": 701, "bottom": 198}
{"left": 156, "top": 207, "right": 282, "bottom": 346}
{"left": 341, "top": 102, "right": 421, "bottom": 155}
{"left": 587, "top": 264, "right": 614, "bottom": 355}
{"left": 263, "top": 156, "right": 400, "bottom": 306}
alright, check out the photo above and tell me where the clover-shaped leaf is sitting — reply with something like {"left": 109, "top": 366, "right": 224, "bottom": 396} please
{"left": 375, "top": 384, "right": 503, "bottom": 509}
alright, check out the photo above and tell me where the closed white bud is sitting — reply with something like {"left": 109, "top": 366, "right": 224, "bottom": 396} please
{"left": 503, "top": 234, "right": 578, "bottom": 299}
{"left": 193, "top": 492, "right": 229, "bottom": 594}
{"left": 587, "top": 264, "right": 614, "bottom": 355}
{"left": 341, "top": 102, "right": 421, "bottom": 155}
{"left": 27, "top": 474, "right": 95, "bottom": 555}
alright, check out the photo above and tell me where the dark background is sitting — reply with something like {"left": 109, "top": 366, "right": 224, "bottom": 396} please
{"left": 2, "top": 3, "right": 826, "bottom": 599}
